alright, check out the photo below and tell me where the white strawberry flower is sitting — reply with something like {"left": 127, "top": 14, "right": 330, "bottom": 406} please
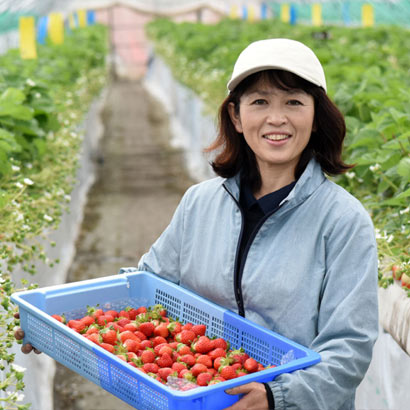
{"left": 11, "top": 363, "right": 26, "bottom": 373}
{"left": 23, "top": 178, "right": 34, "bottom": 185}
{"left": 44, "top": 214, "right": 53, "bottom": 222}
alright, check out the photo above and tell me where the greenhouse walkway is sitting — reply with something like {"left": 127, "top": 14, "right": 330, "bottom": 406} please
{"left": 53, "top": 78, "right": 193, "bottom": 409}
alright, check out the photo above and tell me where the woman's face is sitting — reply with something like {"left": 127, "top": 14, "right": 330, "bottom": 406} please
{"left": 229, "top": 79, "right": 315, "bottom": 181}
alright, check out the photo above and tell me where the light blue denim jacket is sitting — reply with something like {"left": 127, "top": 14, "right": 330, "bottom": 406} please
{"left": 138, "top": 159, "right": 379, "bottom": 410}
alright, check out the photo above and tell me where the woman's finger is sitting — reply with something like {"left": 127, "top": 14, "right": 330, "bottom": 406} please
{"left": 224, "top": 382, "right": 269, "bottom": 410}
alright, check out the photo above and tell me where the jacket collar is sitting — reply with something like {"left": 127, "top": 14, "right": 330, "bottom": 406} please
{"left": 222, "top": 158, "right": 326, "bottom": 208}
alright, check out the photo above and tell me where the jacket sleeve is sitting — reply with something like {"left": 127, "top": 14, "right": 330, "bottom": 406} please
{"left": 268, "top": 207, "right": 379, "bottom": 410}
{"left": 137, "top": 187, "right": 190, "bottom": 284}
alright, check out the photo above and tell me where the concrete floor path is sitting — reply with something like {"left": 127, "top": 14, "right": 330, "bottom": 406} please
{"left": 53, "top": 78, "right": 193, "bottom": 410}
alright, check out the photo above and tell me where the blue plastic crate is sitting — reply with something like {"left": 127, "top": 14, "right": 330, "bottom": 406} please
{"left": 11, "top": 270, "right": 320, "bottom": 410}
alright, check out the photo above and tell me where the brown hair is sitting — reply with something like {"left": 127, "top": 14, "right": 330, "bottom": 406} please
{"left": 205, "top": 70, "right": 352, "bottom": 191}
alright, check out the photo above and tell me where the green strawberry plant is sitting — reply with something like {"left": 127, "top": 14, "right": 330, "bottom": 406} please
{"left": 0, "top": 24, "right": 108, "bottom": 409}
{"left": 146, "top": 18, "right": 410, "bottom": 295}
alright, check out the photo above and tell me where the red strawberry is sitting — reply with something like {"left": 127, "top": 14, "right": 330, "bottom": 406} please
{"left": 123, "top": 322, "right": 139, "bottom": 332}
{"left": 154, "top": 343, "right": 168, "bottom": 355}
{"left": 90, "top": 308, "right": 104, "bottom": 319}
{"left": 192, "top": 336, "right": 213, "bottom": 354}
{"left": 119, "top": 330, "right": 140, "bottom": 343}
{"left": 139, "top": 322, "right": 155, "bottom": 337}
{"left": 191, "top": 363, "right": 208, "bottom": 377}
{"left": 140, "top": 339, "right": 153, "bottom": 349}
{"left": 143, "top": 363, "right": 159, "bottom": 373}
{"left": 158, "top": 367, "right": 175, "bottom": 381}
{"left": 172, "top": 362, "right": 187, "bottom": 374}
{"left": 105, "top": 310, "right": 119, "bottom": 319}
{"left": 84, "top": 333, "right": 100, "bottom": 344}
{"left": 197, "top": 372, "right": 212, "bottom": 386}
{"left": 176, "top": 343, "right": 191, "bottom": 355}
{"left": 175, "top": 330, "right": 196, "bottom": 345}
{"left": 214, "top": 357, "right": 231, "bottom": 371}
{"left": 178, "top": 354, "right": 195, "bottom": 367}
{"left": 97, "top": 314, "right": 114, "bottom": 326}
{"left": 51, "top": 314, "right": 66, "bottom": 323}
{"left": 118, "top": 310, "right": 130, "bottom": 319}
{"left": 229, "top": 349, "right": 249, "bottom": 365}
{"left": 100, "top": 328, "right": 117, "bottom": 345}
{"left": 151, "top": 336, "right": 167, "bottom": 347}
{"left": 117, "top": 318, "right": 131, "bottom": 328}
{"left": 158, "top": 345, "right": 173, "bottom": 357}
{"left": 219, "top": 365, "right": 237, "bottom": 380}
{"left": 191, "top": 324, "right": 206, "bottom": 336}
{"left": 208, "top": 348, "right": 226, "bottom": 361}
{"left": 244, "top": 358, "right": 258, "bottom": 373}
{"left": 116, "top": 354, "right": 127, "bottom": 362}
{"left": 212, "top": 338, "right": 228, "bottom": 350}
{"left": 154, "top": 323, "right": 169, "bottom": 338}
{"left": 401, "top": 273, "right": 410, "bottom": 289}
{"left": 141, "top": 349, "right": 156, "bottom": 364}
{"left": 156, "top": 353, "right": 173, "bottom": 368}
{"left": 167, "top": 321, "right": 182, "bottom": 336}
{"left": 128, "top": 308, "right": 139, "bottom": 320}
{"left": 169, "top": 342, "right": 179, "bottom": 350}
{"left": 124, "top": 338, "right": 141, "bottom": 353}
{"left": 237, "top": 370, "right": 248, "bottom": 377}
{"left": 258, "top": 363, "right": 265, "bottom": 371}
{"left": 80, "top": 315, "right": 95, "bottom": 327}
{"left": 196, "top": 355, "right": 212, "bottom": 368}
{"left": 181, "top": 323, "right": 193, "bottom": 331}
{"left": 67, "top": 320, "right": 86, "bottom": 333}
{"left": 85, "top": 325, "right": 99, "bottom": 335}
{"left": 100, "top": 343, "right": 115, "bottom": 353}
{"left": 136, "top": 306, "right": 147, "bottom": 315}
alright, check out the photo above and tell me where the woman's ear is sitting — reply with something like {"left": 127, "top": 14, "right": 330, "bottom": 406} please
{"left": 228, "top": 102, "right": 243, "bottom": 133}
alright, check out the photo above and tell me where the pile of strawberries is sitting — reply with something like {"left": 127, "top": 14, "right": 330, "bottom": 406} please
{"left": 52, "top": 304, "right": 272, "bottom": 387}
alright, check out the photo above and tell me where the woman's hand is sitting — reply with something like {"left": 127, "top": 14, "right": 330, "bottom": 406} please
{"left": 13, "top": 313, "right": 41, "bottom": 354}
{"left": 224, "top": 382, "right": 269, "bottom": 410}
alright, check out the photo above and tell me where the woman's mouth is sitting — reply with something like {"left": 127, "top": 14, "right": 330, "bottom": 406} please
{"left": 263, "top": 133, "right": 291, "bottom": 141}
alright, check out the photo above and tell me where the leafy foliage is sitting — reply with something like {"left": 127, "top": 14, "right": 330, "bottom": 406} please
{"left": 0, "top": 24, "right": 108, "bottom": 409}
{"left": 146, "top": 18, "right": 410, "bottom": 291}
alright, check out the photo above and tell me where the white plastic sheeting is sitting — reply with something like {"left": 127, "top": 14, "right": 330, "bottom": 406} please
{"left": 143, "top": 49, "right": 216, "bottom": 183}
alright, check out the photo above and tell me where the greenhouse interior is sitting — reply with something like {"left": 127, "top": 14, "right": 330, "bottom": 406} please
{"left": 0, "top": 0, "right": 409, "bottom": 409}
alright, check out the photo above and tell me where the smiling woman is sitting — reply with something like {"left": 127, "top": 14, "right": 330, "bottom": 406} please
{"left": 137, "top": 38, "right": 379, "bottom": 410}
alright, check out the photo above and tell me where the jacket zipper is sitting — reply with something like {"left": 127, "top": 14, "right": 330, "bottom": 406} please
{"left": 223, "top": 184, "right": 283, "bottom": 317}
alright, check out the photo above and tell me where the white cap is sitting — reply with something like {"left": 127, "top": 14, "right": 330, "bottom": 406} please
{"left": 227, "top": 38, "right": 327, "bottom": 92}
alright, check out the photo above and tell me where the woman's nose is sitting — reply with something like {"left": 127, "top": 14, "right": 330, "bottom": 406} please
{"left": 266, "top": 108, "right": 287, "bottom": 125}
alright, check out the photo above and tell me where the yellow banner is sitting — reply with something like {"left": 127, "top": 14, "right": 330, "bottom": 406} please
{"left": 280, "top": 4, "right": 290, "bottom": 23}
{"left": 312, "top": 4, "right": 322, "bottom": 27}
{"left": 78, "top": 10, "right": 87, "bottom": 27}
{"left": 248, "top": 5, "right": 256, "bottom": 22}
{"left": 230, "top": 5, "right": 239, "bottom": 19}
{"left": 49, "top": 13, "right": 64, "bottom": 45}
{"left": 19, "top": 17, "right": 37, "bottom": 59}
{"left": 362, "top": 4, "right": 374, "bottom": 27}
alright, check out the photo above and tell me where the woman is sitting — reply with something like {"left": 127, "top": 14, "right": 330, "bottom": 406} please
{"left": 137, "top": 38, "right": 379, "bottom": 409}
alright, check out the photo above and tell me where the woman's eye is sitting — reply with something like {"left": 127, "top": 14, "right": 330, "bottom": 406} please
{"left": 287, "top": 99, "right": 303, "bottom": 106}
{"left": 252, "top": 99, "right": 267, "bottom": 105}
